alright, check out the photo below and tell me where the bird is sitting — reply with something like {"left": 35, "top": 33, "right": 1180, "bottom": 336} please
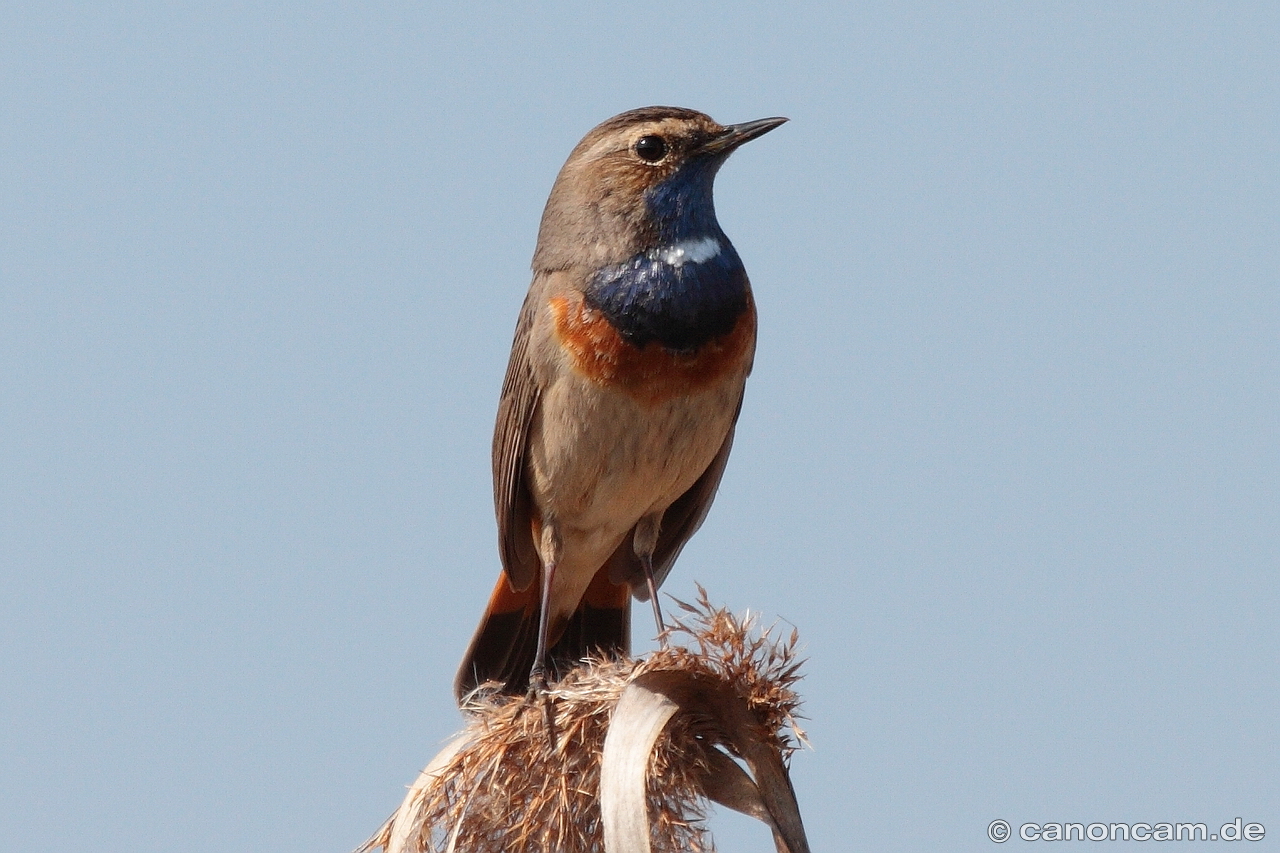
{"left": 454, "top": 106, "right": 786, "bottom": 703}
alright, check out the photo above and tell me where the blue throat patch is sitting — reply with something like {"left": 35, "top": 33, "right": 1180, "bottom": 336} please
{"left": 584, "top": 159, "right": 750, "bottom": 351}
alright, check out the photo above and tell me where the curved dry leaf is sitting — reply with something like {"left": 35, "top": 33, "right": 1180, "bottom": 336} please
{"left": 355, "top": 731, "right": 472, "bottom": 853}
{"left": 600, "top": 674, "right": 683, "bottom": 853}
{"left": 697, "top": 747, "right": 770, "bottom": 824}
{"left": 601, "top": 669, "right": 811, "bottom": 853}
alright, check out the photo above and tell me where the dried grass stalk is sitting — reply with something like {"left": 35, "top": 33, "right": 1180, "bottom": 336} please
{"left": 357, "top": 589, "right": 809, "bottom": 853}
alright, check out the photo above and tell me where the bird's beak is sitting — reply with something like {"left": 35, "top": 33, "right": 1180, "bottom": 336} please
{"left": 699, "top": 116, "right": 789, "bottom": 156}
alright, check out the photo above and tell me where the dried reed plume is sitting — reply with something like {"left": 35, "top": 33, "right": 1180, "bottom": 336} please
{"left": 357, "top": 588, "right": 810, "bottom": 853}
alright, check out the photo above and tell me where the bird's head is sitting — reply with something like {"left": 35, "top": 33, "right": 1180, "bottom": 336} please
{"left": 533, "top": 107, "right": 786, "bottom": 273}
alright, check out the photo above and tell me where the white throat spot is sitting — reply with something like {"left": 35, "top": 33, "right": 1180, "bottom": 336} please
{"left": 651, "top": 236, "right": 722, "bottom": 267}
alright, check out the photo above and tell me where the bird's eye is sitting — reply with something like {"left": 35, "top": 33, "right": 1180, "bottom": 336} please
{"left": 634, "top": 135, "right": 668, "bottom": 163}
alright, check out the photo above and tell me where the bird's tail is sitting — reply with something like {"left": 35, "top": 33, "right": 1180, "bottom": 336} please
{"left": 453, "top": 565, "right": 631, "bottom": 703}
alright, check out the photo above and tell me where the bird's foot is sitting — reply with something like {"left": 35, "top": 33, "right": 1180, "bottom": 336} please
{"left": 526, "top": 667, "right": 558, "bottom": 749}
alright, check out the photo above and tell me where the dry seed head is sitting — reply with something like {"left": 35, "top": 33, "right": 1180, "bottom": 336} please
{"left": 358, "top": 591, "right": 808, "bottom": 853}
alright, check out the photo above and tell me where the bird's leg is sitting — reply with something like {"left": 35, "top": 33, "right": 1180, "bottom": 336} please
{"left": 633, "top": 514, "right": 666, "bottom": 644}
{"left": 528, "top": 558, "right": 555, "bottom": 695}
{"left": 528, "top": 523, "right": 562, "bottom": 745}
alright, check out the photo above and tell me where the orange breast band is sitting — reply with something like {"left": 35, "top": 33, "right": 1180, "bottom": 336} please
{"left": 549, "top": 294, "right": 755, "bottom": 405}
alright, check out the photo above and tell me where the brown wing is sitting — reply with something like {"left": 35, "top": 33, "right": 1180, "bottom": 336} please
{"left": 491, "top": 287, "right": 542, "bottom": 592}
{"left": 609, "top": 393, "right": 745, "bottom": 597}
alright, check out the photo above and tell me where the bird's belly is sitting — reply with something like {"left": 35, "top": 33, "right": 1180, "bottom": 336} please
{"left": 528, "top": 369, "right": 744, "bottom": 556}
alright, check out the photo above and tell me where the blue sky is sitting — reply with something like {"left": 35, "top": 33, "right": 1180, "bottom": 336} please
{"left": 2, "top": 4, "right": 1277, "bottom": 851}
